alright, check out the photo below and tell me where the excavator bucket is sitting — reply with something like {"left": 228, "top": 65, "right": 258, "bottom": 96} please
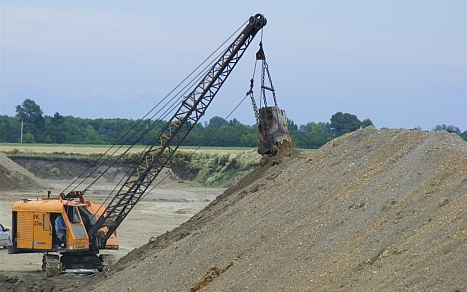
{"left": 257, "top": 106, "right": 292, "bottom": 156}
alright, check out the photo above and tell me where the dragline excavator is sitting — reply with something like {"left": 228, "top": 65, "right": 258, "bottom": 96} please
{"left": 8, "top": 13, "right": 291, "bottom": 276}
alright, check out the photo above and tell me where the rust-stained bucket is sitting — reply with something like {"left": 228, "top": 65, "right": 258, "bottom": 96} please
{"left": 257, "top": 106, "right": 292, "bottom": 156}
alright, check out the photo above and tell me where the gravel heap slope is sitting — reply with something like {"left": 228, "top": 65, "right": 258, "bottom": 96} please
{"left": 0, "top": 152, "right": 46, "bottom": 191}
{"left": 84, "top": 127, "right": 467, "bottom": 291}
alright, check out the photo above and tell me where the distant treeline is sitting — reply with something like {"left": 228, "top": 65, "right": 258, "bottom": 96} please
{"left": 0, "top": 99, "right": 466, "bottom": 148}
{"left": 0, "top": 113, "right": 333, "bottom": 148}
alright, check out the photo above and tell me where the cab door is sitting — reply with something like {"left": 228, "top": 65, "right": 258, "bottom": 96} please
{"left": 16, "top": 211, "right": 33, "bottom": 249}
{"left": 32, "top": 213, "right": 52, "bottom": 250}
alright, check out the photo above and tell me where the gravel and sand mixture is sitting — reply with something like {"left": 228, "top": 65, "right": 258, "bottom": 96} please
{"left": 1, "top": 126, "right": 466, "bottom": 291}
{"left": 81, "top": 127, "right": 466, "bottom": 291}
{"left": 0, "top": 152, "right": 46, "bottom": 191}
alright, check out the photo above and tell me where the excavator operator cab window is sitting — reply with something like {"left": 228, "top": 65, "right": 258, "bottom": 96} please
{"left": 43, "top": 214, "right": 51, "bottom": 231}
{"left": 64, "top": 206, "right": 86, "bottom": 238}
{"left": 65, "top": 206, "right": 81, "bottom": 223}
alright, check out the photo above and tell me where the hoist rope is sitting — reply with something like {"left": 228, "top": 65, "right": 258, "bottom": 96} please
{"left": 62, "top": 20, "right": 248, "bottom": 196}
{"left": 70, "top": 20, "right": 255, "bottom": 219}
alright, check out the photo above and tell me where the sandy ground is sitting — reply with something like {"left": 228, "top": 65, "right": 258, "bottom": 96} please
{"left": 1, "top": 128, "right": 466, "bottom": 292}
{"left": 0, "top": 179, "right": 224, "bottom": 273}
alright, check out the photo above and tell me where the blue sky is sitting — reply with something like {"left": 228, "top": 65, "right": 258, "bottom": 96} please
{"left": 1, "top": 1, "right": 466, "bottom": 131}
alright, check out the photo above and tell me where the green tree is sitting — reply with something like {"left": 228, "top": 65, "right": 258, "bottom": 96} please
{"left": 61, "top": 121, "right": 82, "bottom": 143}
{"left": 460, "top": 131, "right": 467, "bottom": 142}
{"left": 361, "top": 118, "right": 374, "bottom": 128}
{"left": 0, "top": 123, "right": 8, "bottom": 142}
{"left": 208, "top": 116, "right": 227, "bottom": 128}
{"left": 84, "top": 125, "right": 104, "bottom": 144}
{"left": 44, "top": 112, "right": 67, "bottom": 143}
{"left": 15, "top": 99, "right": 45, "bottom": 142}
{"left": 289, "top": 131, "right": 309, "bottom": 148}
{"left": 433, "top": 124, "right": 461, "bottom": 134}
{"left": 229, "top": 118, "right": 240, "bottom": 126}
{"left": 203, "top": 117, "right": 228, "bottom": 146}
{"left": 287, "top": 119, "right": 298, "bottom": 133}
{"left": 309, "top": 122, "right": 332, "bottom": 148}
{"left": 299, "top": 122, "right": 315, "bottom": 134}
{"left": 330, "top": 112, "right": 362, "bottom": 137}
{"left": 184, "top": 123, "right": 205, "bottom": 146}
{"left": 22, "top": 132, "right": 35, "bottom": 143}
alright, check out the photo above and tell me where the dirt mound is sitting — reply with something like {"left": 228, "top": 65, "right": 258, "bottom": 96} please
{"left": 7, "top": 127, "right": 466, "bottom": 291}
{"left": 0, "top": 152, "right": 46, "bottom": 191}
{"left": 79, "top": 127, "right": 467, "bottom": 291}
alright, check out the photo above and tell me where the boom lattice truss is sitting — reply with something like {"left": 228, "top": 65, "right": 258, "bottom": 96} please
{"left": 88, "top": 14, "right": 267, "bottom": 248}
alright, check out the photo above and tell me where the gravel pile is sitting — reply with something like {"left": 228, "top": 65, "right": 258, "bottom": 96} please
{"left": 0, "top": 152, "right": 46, "bottom": 191}
{"left": 77, "top": 127, "right": 467, "bottom": 291}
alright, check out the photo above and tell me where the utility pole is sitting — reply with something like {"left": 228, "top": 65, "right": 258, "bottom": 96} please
{"left": 20, "top": 120, "right": 23, "bottom": 144}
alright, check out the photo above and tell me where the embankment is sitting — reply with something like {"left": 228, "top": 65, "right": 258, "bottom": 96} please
{"left": 7, "top": 149, "right": 261, "bottom": 187}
